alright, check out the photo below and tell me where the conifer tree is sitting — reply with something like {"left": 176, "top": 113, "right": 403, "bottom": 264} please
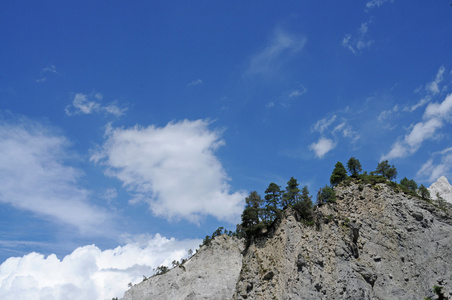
{"left": 347, "top": 157, "right": 362, "bottom": 177}
{"left": 264, "top": 182, "right": 282, "bottom": 222}
{"left": 282, "top": 177, "right": 300, "bottom": 208}
{"left": 375, "top": 160, "right": 397, "bottom": 181}
{"left": 330, "top": 161, "right": 348, "bottom": 186}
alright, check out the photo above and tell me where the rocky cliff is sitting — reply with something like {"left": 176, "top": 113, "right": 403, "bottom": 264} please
{"left": 122, "top": 181, "right": 452, "bottom": 300}
{"left": 429, "top": 176, "right": 452, "bottom": 204}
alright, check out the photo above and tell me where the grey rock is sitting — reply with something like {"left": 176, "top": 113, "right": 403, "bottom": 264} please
{"left": 121, "top": 235, "right": 245, "bottom": 300}
{"left": 429, "top": 175, "right": 452, "bottom": 203}
{"left": 121, "top": 181, "right": 452, "bottom": 300}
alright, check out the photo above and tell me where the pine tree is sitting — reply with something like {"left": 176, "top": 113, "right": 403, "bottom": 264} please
{"left": 375, "top": 160, "right": 397, "bottom": 181}
{"left": 282, "top": 177, "right": 300, "bottom": 208}
{"left": 330, "top": 161, "right": 348, "bottom": 186}
{"left": 347, "top": 157, "right": 362, "bottom": 177}
{"left": 264, "top": 182, "right": 282, "bottom": 223}
{"left": 293, "top": 185, "right": 313, "bottom": 222}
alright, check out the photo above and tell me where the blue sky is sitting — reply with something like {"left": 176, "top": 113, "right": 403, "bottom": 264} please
{"left": 1, "top": 1, "right": 452, "bottom": 299}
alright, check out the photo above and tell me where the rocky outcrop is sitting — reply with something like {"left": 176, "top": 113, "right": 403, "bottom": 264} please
{"left": 429, "top": 176, "right": 452, "bottom": 204}
{"left": 121, "top": 235, "right": 245, "bottom": 300}
{"left": 235, "top": 182, "right": 452, "bottom": 299}
{"left": 122, "top": 181, "right": 452, "bottom": 300}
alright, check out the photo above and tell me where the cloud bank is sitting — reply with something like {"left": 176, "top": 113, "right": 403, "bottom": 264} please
{"left": 0, "top": 234, "right": 200, "bottom": 300}
{"left": 92, "top": 119, "right": 246, "bottom": 224}
{"left": 0, "top": 117, "right": 111, "bottom": 234}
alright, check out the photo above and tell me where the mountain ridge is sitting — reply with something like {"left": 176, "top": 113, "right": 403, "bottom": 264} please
{"left": 122, "top": 180, "right": 452, "bottom": 300}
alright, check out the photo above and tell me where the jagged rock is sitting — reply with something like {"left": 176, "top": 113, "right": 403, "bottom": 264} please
{"left": 121, "top": 235, "right": 245, "bottom": 300}
{"left": 122, "top": 181, "right": 452, "bottom": 300}
{"left": 429, "top": 175, "right": 452, "bottom": 204}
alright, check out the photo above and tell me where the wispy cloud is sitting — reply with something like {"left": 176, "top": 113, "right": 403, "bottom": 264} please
{"left": 246, "top": 28, "right": 306, "bottom": 77}
{"left": 0, "top": 234, "right": 200, "bottom": 300}
{"left": 187, "top": 79, "right": 203, "bottom": 87}
{"left": 417, "top": 147, "right": 452, "bottom": 182}
{"left": 309, "top": 109, "right": 360, "bottom": 159}
{"left": 406, "top": 66, "right": 447, "bottom": 112}
{"left": 35, "top": 64, "right": 59, "bottom": 83}
{"left": 288, "top": 85, "right": 307, "bottom": 98}
{"left": 0, "top": 117, "right": 112, "bottom": 234}
{"left": 382, "top": 93, "right": 452, "bottom": 160}
{"left": 365, "top": 0, "right": 393, "bottom": 10}
{"left": 91, "top": 119, "right": 246, "bottom": 224}
{"left": 342, "top": 20, "right": 374, "bottom": 54}
{"left": 65, "top": 93, "right": 128, "bottom": 117}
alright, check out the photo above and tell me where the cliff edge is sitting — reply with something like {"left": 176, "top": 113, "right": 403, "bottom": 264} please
{"left": 122, "top": 181, "right": 452, "bottom": 300}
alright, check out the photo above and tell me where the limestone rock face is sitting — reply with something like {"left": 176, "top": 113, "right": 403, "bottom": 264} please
{"left": 429, "top": 176, "right": 452, "bottom": 203}
{"left": 234, "top": 182, "right": 452, "bottom": 299}
{"left": 121, "top": 235, "right": 245, "bottom": 300}
{"left": 121, "top": 182, "right": 452, "bottom": 300}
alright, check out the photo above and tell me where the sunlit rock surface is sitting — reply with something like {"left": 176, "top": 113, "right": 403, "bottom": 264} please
{"left": 122, "top": 181, "right": 452, "bottom": 300}
{"left": 429, "top": 175, "right": 452, "bottom": 204}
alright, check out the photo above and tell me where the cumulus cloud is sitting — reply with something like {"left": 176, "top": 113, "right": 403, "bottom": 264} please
{"left": 309, "top": 137, "right": 336, "bottom": 159}
{"left": 246, "top": 28, "right": 306, "bottom": 77}
{"left": 382, "top": 93, "right": 452, "bottom": 160}
{"left": 65, "top": 93, "right": 127, "bottom": 117}
{"left": 0, "top": 117, "right": 111, "bottom": 234}
{"left": 0, "top": 234, "right": 200, "bottom": 300}
{"left": 91, "top": 119, "right": 246, "bottom": 224}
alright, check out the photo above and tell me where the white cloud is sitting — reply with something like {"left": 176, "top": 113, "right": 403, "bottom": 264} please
{"left": 65, "top": 93, "right": 127, "bottom": 117}
{"left": 426, "top": 66, "right": 445, "bottom": 94}
{"left": 417, "top": 147, "right": 452, "bottom": 182}
{"left": 0, "top": 118, "right": 112, "bottom": 234}
{"left": 35, "top": 65, "right": 58, "bottom": 83}
{"left": 42, "top": 65, "right": 58, "bottom": 74}
{"left": 406, "top": 66, "right": 447, "bottom": 112}
{"left": 382, "top": 93, "right": 452, "bottom": 161}
{"left": 91, "top": 119, "right": 246, "bottom": 224}
{"left": 187, "top": 79, "right": 203, "bottom": 87}
{"left": 366, "top": 0, "right": 393, "bottom": 9}
{"left": 313, "top": 115, "right": 336, "bottom": 134}
{"left": 342, "top": 21, "right": 374, "bottom": 54}
{"left": 309, "top": 137, "right": 336, "bottom": 159}
{"left": 288, "top": 86, "right": 307, "bottom": 98}
{"left": 246, "top": 28, "right": 306, "bottom": 77}
{"left": 423, "top": 93, "right": 452, "bottom": 120}
{"left": 0, "top": 234, "right": 200, "bottom": 300}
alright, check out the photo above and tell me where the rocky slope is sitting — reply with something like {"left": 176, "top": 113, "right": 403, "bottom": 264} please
{"left": 429, "top": 176, "right": 452, "bottom": 204}
{"left": 122, "top": 235, "right": 245, "bottom": 300}
{"left": 122, "top": 181, "right": 452, "bottom": 300}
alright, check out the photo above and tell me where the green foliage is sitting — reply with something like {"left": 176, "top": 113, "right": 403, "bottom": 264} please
{"left": 374, "top": 160, "right": 397, "bottom": 181}
{"left": 265, "top": 183, "right": 282, "bottom": 222}
{"left": 400, "top": 177, "right": 418, "bottom": 192}
{"left": 282, "top": 177, "right": 300, "bottom": 208}
{"left": 292, "top": 185, "right": 313, "bottom": 223}
{"left": 155, "top": 265, "right": 169, "bottom": 275}
{"left": 346, "top": 157, "right": 362, "bottom": 177}
{"left": 419, "top": 184, "right": 430, "bottom": 200}
{"left": 330, "top": 161, "right": 348, "bottom": 186}
{"left": 317, "top": 185, "right": 336, "bottom": 204}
